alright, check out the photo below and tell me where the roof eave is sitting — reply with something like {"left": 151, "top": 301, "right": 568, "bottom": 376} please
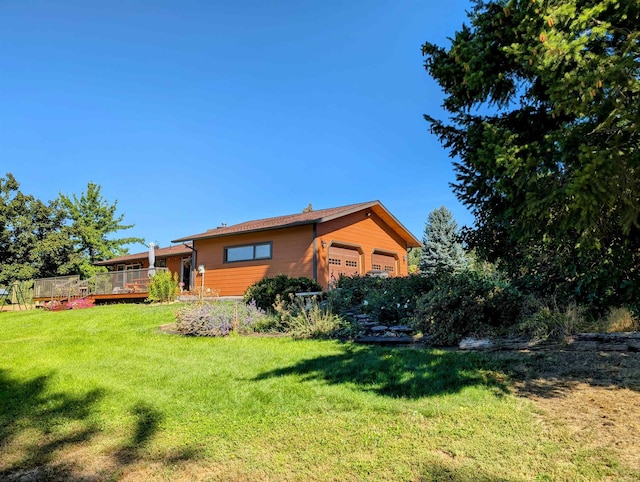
{"left": 171, "top": 219, "right": 320, "bottom": 243}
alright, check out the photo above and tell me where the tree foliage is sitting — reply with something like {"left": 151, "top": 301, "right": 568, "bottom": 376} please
{"left": 0, "top": 173, "right": 142, "bottom": 283}
{"left": 422, "top": 0, "right": 640, "bottom": 309}
{"left": 419, "top": 206, "right": 468, "bottom": 276}
{"left": 59, "top": 182, "right": 144, "bottom": 278}
{"left": 0, "top": 174, "right": 76, "bottom": 284}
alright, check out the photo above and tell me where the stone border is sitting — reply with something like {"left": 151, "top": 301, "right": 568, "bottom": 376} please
{"left": 459, "top": 332, "right": 640, "bottom": 352}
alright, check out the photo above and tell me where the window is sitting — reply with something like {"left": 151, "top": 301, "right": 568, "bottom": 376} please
{"left": 156, "top": 259, "right": 166, "bottom": 268}
{"left": 225, "top": 242, "right": 272, "bottom": 263}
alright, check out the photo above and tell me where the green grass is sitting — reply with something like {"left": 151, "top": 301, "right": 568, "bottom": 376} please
{"left": 0, "top": 304, "right": 636, "bottom": 481}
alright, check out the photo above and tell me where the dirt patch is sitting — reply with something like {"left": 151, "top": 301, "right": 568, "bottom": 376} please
{"left": 492, "top": 349, "right": 640, "bottom": 471}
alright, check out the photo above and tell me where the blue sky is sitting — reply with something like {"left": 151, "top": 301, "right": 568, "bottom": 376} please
{"left": 1, "top": 0, "right": 474, "bottom": 253}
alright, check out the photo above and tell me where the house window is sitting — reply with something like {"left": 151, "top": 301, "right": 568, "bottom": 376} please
{"left": 225, "top": 242, "right": 272, "bottom": 263}
{"left": 156, "top": 259, "right": 166, "bottom": 268}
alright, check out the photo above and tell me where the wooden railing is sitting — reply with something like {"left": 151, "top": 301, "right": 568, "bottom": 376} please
{"left": 34, "top": 268, "right": 169, "bottom": 302}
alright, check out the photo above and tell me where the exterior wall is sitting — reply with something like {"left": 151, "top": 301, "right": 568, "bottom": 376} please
{"left": 193, "top": 225, "right": 315, "bottom": 296}
{"left": 102, "top": 256, "right": 184, "bottom": 278}
{"left": 316, "top": 210, "right": 409, "bottom": 288}
{"left": 108, "top": 260, "right": 148, "bottom": 269}
{"left": 164, "top": 255, "right": 185, "bottom": 278}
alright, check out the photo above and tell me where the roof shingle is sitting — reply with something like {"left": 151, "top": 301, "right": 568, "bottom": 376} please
{"left": 172, "top": 201, "right": 421, "bottom": 248}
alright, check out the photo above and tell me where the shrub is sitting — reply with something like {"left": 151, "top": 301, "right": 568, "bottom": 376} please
{"left": 273, "top": 294, "right": 348, "bottom": 339}
{"left": 148, "top": 271, "right": 179, "bottom": 303}
{"left": 67, "top": 297, "right": 95, "bottom": 310}
{"left": 330, "top": 274, "right": 435, "bottom": 324}
{"left": 517, "top": 302, "right": 588, "bottom": 341}
{"left": 175, "top": 300, "right": 266, "bottom": 337}
{"left": 43, "top": 300, "right": 67, "bottom": 311}
{"left": 604, "top": 306, "right": 639, "bottom": 333}
{"left": 518, "top": 304, "right": 639, "bottom": 341}
{"left": 412, "top": 271, "right": 531, "bottom": 345}
{"left": 243, "top": 274, "right": 322, "bottom": 312}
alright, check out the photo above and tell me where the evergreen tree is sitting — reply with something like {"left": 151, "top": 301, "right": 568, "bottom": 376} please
{"left": 422, "top": 0, "right": 640, "bottom": 309}
{"left": 59, "top": 182, "right": 144, "bottom": 278}
{"left": 419, "top": 206, "right": 468, "bottom": 276}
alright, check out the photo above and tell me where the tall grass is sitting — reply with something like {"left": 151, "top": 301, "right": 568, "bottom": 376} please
{"left": 0, "top": 304, "right": 637, "bottom": 480}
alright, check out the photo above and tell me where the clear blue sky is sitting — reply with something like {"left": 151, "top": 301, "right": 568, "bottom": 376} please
{"left": 1, "top": 0, "right": 474, "bottom": 253}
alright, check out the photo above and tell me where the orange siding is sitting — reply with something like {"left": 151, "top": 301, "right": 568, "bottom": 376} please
{"left": 316, "top": 210, "right": 408, "bottom": 288}
{"left": 101, "top": 257, "right": 184, "bottom": 278}
{"left": 193, "top": 225, "right": 315, "bottom": 296}
{"left": 165, "top": 256, "right": 184, "bottom": 277}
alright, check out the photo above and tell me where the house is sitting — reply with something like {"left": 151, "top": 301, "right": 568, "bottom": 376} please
{"left": 171, "top": 201, "right": 421, "bottom": 296}
{"left": 94, "top": 243, "right": 194, "bottom": 290}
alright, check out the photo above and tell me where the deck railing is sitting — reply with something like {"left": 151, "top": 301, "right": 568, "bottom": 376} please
{"left": 92, "top": 268, "right": 168, "bottom": 296}
{"left": 34, "top": 275, "right": 80, "bottom": 299}
{"left": 34, "top": 268, "right": 169, "bottom": 301}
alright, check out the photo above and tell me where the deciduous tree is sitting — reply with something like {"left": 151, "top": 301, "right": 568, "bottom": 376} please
{"left": 0, "top": 174, "right": 76, "bottom": 284}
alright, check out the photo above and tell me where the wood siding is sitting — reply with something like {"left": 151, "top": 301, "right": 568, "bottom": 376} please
{"left": 317, "top": 210, "right": 408, "bottom": 288}
{"left": 193, "top": 225, "right": 315, "bottom": 296}
{"left": 164, "top": 256, "right": 185, "bottom": 278}
{"left": 101, "top": 256, "right": 185, "bottom": 278}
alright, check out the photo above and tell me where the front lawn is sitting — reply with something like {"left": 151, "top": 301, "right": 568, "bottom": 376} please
{"left": 0, "top": 304, "right": 638, "bottom": 480}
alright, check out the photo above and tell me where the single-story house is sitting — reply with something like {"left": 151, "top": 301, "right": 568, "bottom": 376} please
{"left": 94, "top": 243, "right": 194, "bottom": 289}
{"left": 170, "top": 200, "right": 421, "bottom": 296}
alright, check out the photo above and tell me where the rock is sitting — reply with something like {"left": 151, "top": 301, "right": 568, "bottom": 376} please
{"left": 459, "top": 338, "right": 494, "bottom": 350}
{"left": 370, "top": 325, "right": 389, "bottom": 332}
{"left": 565, "top": 333, "right": 640, "bottom": 352}
{"left": 355, "top": 335, "right": 416, "bottom": 344}
{"left": 389, "top": 325, "right": 413, "bottom": 333}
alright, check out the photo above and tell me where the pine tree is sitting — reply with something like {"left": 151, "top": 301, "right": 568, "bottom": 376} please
{"left": 422, "top": 0, "right": 640, "bottom": 308}
{"left": 59, "top": 183, "right": 144, "bottom": 278}
{"left": 419, "top": 206, "right": 467, "bottom": 276}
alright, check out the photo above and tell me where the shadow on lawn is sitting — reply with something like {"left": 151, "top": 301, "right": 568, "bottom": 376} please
{"left": 255, "top": 344, "right": 510, "bottom": 398}
{"left": 0, "top": 368, "right": 104, "bottom": 480}
{"left": 0, "top": 369, "right": 198, "bottom": 481}
{"left": 488, "top": 350, "right": 640, "bottom": 397}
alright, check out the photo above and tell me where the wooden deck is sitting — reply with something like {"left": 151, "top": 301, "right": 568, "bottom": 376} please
{"left": 33, "top": 268, "right": 169, "bottom": 305}
{"left": 34, "top": 292, "right": 150, "bottom": 304}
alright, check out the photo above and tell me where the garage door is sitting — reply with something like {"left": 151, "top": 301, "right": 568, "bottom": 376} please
{"left": 371, "top": 252, "right": 396, "bottom": 276}
{"left": 328, "top": 246, "right": 360, "bottom": 283}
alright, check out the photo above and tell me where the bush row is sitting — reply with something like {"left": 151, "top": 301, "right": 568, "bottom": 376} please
{"left": 177, "top": 273, "right": 638, "bottom": 345}
{"left": 330, "top": 272, "right": 638, "bottom": 345}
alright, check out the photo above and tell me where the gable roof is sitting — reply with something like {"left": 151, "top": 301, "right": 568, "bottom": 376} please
{"left": 172, "top": 201, "right": 421, "bottom": 248}
{"left": 94, "top": 243, "right": 193, "bottom": 266}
